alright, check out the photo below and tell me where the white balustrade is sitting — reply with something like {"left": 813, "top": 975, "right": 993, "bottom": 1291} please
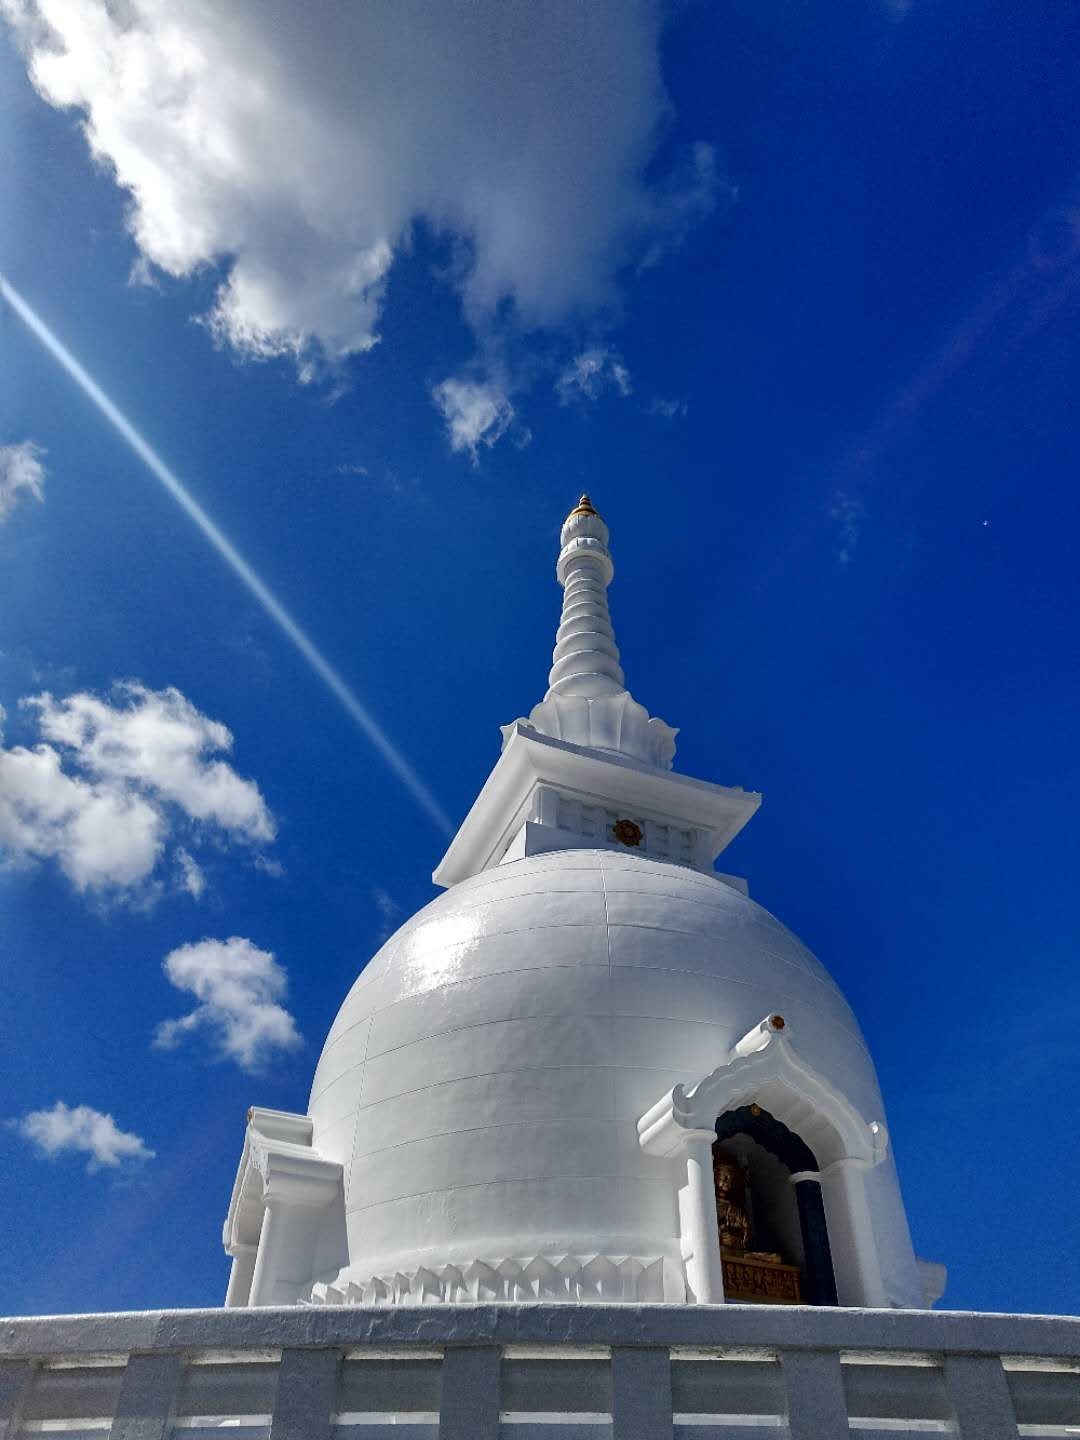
{"left": 2, "top": 1305, "right": 1079, "bottom": 1439}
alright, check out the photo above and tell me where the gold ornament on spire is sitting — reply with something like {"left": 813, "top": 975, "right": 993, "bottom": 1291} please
{"left": 569, "top": 493, "right": 599, "bottom": 519}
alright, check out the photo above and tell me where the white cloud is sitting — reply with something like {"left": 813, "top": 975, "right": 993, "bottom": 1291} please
{"left": 432, "top": 377, "right": 519, "bottom": 462}
{"left": 30, "top": 685, "right": 274, "bottom": 840}
{"left": 2, "top": 2, "right": 719, "bottom": 395}
{"left": 648, "top": 396, "right": 689, "bottom": 421}
{"left": 556, "top": 348, "right": 633, "bottom": 406}
{"left": 372, "top": 885, "right": 401, "bottom": 943}
{"left": 13, "top": 1101, "right": 154, "bottom": 1172}
{"left": 0, "top": 440, "right": 46, "bottom": 522}
{"left": 154, "top": 936, "right": 302, "bottom": 1072}
{"left": 0, "top": 683, "right": 275, "bottom": 898}
{"left": 637, "top": 142, "right": 723, "bottom": 272}
{"left": 176, "top": 847, "right": 206, "bottom": 899}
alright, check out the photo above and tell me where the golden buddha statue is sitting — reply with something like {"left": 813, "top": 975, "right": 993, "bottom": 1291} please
{"left": 712, "top": 1143, "right": 801, "bottom": 1302}
{"left": 714, "top": 1155, "right": 752, "bottom": 1252}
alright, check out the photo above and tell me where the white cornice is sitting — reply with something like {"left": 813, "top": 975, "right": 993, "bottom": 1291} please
{"left": 434, "top": 725, "right": 760, "bottom": 888}
{"left": 223, "top": 1108, "right": 341, "bottom": 1252}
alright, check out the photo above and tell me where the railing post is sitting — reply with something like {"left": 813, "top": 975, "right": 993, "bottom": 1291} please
{"left": 269, "top": 1349, "right": 339, "bottom": 1440}
{"left": 944, "top": 1355, "right": 1019, "bottom": 1440}
{"left": 780, "top": 1350, "right": 848, "bottom": 1440}
{"left": 109, "top": 1353, "right": 182, "bottom": 1440}
{"left": 612, "top": 1348, "right": 673, "bottom": 1440}
{"left": 0, "top": 1361, "right": 33, "bottom": 1440}
{"left": 439, "top": 1347, "right": 500, "bottom": 1440}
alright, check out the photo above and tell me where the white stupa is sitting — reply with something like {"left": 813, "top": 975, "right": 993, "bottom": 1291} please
{"left": 223, "top": 495, "right": 942, "bottom": 1313}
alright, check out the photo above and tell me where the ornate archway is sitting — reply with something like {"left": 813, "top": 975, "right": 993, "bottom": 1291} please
{"left": 637, "top": 1015, "right": 891, "bottom": 1306}
{"left": 714, "top": 1104, "right": 838, "bottom": 1306}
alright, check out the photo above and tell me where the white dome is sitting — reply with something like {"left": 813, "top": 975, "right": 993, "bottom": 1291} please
{"left": 307, "top": 848, "right": 894, "bottom": 1298}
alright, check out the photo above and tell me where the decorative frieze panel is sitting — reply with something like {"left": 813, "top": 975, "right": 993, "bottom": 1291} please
{"left": 305, "top": 1253, "right": 668, "bottom": 1306}
{"left": 542, "top": 787, "right": 698, "bottom": 865}
{"left": 721, "top": 1251, "right": 803, "bottom": 1304}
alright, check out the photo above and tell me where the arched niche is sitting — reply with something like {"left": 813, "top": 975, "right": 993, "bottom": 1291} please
{"left": 637, "top": 1017, "right": 891, "bottom": 1307}
{"left": 714, "top": 1104, "right": 838, "bottom": 1307}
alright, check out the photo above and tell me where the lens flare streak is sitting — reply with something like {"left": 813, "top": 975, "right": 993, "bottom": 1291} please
{"left": 1, "top": 275, "right": 453, "bottom": 836}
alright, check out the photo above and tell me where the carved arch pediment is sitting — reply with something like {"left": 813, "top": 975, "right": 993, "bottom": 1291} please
{"left": 637, "top": 1016, "right": 888, "bottom": 1170}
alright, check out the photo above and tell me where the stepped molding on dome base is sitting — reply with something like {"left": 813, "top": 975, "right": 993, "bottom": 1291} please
{"left": 305, "top": 1253, "right": 672, "bottom": 1306}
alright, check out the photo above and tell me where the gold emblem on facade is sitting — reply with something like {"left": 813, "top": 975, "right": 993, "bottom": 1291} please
{"left": 611, "top": 818, "right": 643, "bottom": 847}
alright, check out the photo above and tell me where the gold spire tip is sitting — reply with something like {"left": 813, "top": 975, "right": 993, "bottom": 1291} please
{"left": 569, "top": 493, "right": 599, "bottom": 519}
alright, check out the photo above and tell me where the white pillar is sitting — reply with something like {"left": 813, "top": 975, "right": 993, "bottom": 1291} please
{"left": 679, "top": 1131, "right": 726, "bottom": 1303}
{"left": 248, "top": 1199, "right": 286, "bottom": 1307}
{"left": 224, "top": 1243, "right": 258, "bottom": 1308}
{"left": 820, "top": 1158, "right": 886, "bottom": 1307}
{"left": 241, "top": 1148, "right": 344, "bottom": 1308}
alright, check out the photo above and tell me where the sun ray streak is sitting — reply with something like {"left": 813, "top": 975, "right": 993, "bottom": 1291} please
{"left": 1, "top": 275, "right": 453, "bottom": 837}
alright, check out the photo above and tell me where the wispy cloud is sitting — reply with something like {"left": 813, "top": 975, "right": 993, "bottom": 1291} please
{"left": 831, "top": 490, "right": 866, "bottom": 565}
{"left": 372, "top": 886, "right": 402, "bottom": 944}
{"left": 12, "top": 1102, "right": 154, "bottom": 1173}
{"left": 648, "top": 396, "right": 689, "bottom": 421}
{"left": 154, "top": 936, "right": 302, "bottom": 1073}
{"left": 176, "top": 848, "right": 206, "bottom": 900}
{"left": 0, "top": 683, "right": 275, "bottom": 900}
{"left": 636, "top": 142, "right": 728, "bottom": 273}
{"left": 0, "top": 440, "right": 46, "bottom": 522}
{"left": 556, "top": 348, "right": 633, "bottom": 406}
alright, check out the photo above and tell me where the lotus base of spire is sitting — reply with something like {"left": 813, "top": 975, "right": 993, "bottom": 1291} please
{"left": 517, "top": 691, "right": 678, "bottom": 770}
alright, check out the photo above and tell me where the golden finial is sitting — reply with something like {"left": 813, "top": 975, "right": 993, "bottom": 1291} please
{"left": 569, "top": 493, "right": 599, "bottom": 519}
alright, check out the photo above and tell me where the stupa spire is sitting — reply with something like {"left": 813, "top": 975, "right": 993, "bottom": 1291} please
{"left": 508, "top": 495, "right": 678, "bottom": 770}
{"left": 547, "top": 495, "right": 625, "bottom": 697}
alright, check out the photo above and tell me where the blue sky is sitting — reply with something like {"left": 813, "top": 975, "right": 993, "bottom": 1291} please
{"left": 2, "top": 0, "right": 1080, "bottom": 1317}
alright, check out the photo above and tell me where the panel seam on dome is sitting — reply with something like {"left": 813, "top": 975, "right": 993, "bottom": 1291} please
{"left": 330, "top": 916, "right": 842, "bottom": 1043}
{"left": 324, "top": 919, "right": 619, "bottom": 1023}
{"left": 360, "top": 963, "right": 612, "bottom": 1027}
{"left": 350, "top": 1115, "right": 628, "bottom": 1164}
{"left": 324, "top": 953, "right": 847, "bottom": 1051}
{"left": 311, "top": 989, "right": 873, "bottom": 1109}
{"left": 343, "top": 1015, "right": 372, "bottom": 1206}
{"left": 600, "top": 861, "right": 616, "bottom": 1083}
{"left": 343, "top": 1056, "right": 881, "bottom": 1116}
{"left": 318, "top": 962, "right": 613, "bottom": 1058}
{"left": 344, "top": 1172, "right": 673, "bottom": 1214}
{"left": 313, "top": 1008, "right": 871, "bottom": 1121}
{"left": 359, "top": 1008, "right": 616, "bottom": 1066}
{"left": 325, "top": 1063, "right": 612, "bottom": 1116}
{"left": 609, "top": 963, "right": 871, "bottom": 1054}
